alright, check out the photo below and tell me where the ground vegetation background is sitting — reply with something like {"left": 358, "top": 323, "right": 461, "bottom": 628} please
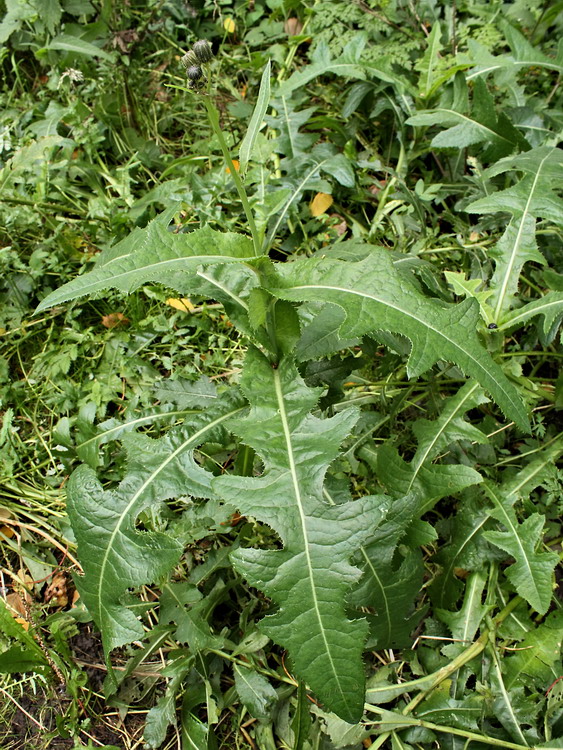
{"left": 0, "top": 1, "right": 563, "bottom": 749}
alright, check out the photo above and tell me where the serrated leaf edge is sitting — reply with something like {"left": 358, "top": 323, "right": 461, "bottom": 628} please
{"left": 92, "top": 404, "right": 244, "bottom": 642}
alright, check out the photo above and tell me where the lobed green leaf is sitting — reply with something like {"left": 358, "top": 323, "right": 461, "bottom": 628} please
{"left": 271, "top": 251, "right": 529, "bottom": 430}
{"left": 68, "top": 391, "right": 245, "bottom": 659}
{"left": 467, "top": 146, "right": 563, "bottom": 319}
{"left": 36, "top": 222, "right": 257, "bottom": 312}
{"left": 214, "top": 348, "right": 389, "bottom": 723}
{"left": 484, "top": 483, "right": 559, "bottom": 614}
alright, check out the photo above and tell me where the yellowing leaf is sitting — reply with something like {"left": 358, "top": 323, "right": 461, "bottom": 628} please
{"left": 101, "top": 312, "right": 129, "bottom": 328}
{"left": 226, "top": 159, "right": 240, "bottom": 174}
{"left": 284, "top": 17, "right": 304, "bottom": 36}
{"left": 223, "top": 17, "right": 236, "bottom": 33}
{"left": 44, "top": 572, "right": 69, "bottom": 607}
{"left": 166, "top": 297, "right": 195, "bottom": 313}
{"left": 5, "top": 593, "right": 31, "bottom": 630}
{"left": 310, "top": 192, "right": 333, "bottom": 217}
{"left": 6, "top": 593, "right": 26, "bottom": 618}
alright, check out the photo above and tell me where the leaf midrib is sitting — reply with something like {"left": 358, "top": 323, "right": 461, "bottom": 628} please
{"left": 38, "top": 254, "right": 256, "bottom": 310}
{"left": 273, "top": 369, "right": 350, "bottom": 710}
{"left": 280, "top": 61, "right": 364, "bottom": 94}
{"left": 96, "top": 254, "right": 254, "bottom": 285}
{"left": 419, "top": 26, "right": 440, "bottom": 97}
{"left": 410, "top": 382, "right": 480, "bottom": 488}
{"left": 500, "top": 297, "right": 563, "bottom": 330}
{"left": 490, "top": 646, "right": 528, "bottom": 744}
{"left": 467, "top": 60, "right": 563, "bottom": 79}
{"left": 505, "top": 447, "right": 562, "bottom": 498}
{"left": 487, "top": 487, "right": 541, "bottom": 603}
{"left": 76, "top": 409, "right": 191, "bottom": 450}
{"left": 431, "top": 109, "right": 515, "bottom": 146}
{"left": 360, "top": 547, "right": 392, "bottom": 639}
{"left": 493, "top": 148, "right": 553, "bottom": 319}
{"left": 460, "top": 573, "right": 485, "bottom": 643}
{"left": 196, "top": 270, "right": 250, "bottom": 311}
{"left": 97, "top": 407, "right": 243, "bottom": 630}
{"left": 440, "top": 515, "right": 489, "bottom": 603}
{"left": 235, "top": 665, "right": 269, "bottom": 707}
{"left": 265, "top": 159, "right": 329, "bottom": 250}
{"left": 285, "top": 282, "right": 522, "bottom": 421}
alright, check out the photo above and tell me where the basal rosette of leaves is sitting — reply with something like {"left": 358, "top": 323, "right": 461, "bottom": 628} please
{"left": 29, "top": 15, "right": 563, "bottom": 747}
{"left": 37, "top": 209, "right": 535, "bottom": 722}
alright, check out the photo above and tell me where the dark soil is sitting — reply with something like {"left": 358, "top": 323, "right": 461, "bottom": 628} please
{"left": 0, "top": 624, "right": 140, "bottom": 749}
{"left": 1, "top": 687, "right": 127, "bottom": 749}
{"left": 68, "top": 623, "right": 107, "bottom": 693}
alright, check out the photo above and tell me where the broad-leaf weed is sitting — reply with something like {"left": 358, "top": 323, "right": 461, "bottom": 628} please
{"left": 1, "top": 2, "right": 562, "bottom": 748}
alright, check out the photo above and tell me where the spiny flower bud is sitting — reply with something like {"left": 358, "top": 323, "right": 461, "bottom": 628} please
{"left": 193, "top": 39, "right": 213, "bottom": 63}
{"left": 186, "top": 65, "right": 203, "bottom": 82}
{"left": 181, "top": 50, "right": 198, "bottom": 69}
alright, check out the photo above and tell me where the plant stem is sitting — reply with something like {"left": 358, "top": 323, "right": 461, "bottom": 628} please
{"left": 208, "top": 649, "right": 296, "bottom": 686}
{"left": 204, "top": 98, "right": 261, "bottom": 257}
{"left": 1, "top": 196, "right": 90, "bottom": 217}
{"left": 499, "top": 350, "right": 563, "bottom": 359}
{"left": 369, "top": 141, "right": 406, "bottom": 235}
{"left": 365, "top": 595, "right": 523, "bottom": 748}
{"left": 369, "top": 715, "right": 536, "bottom": 750}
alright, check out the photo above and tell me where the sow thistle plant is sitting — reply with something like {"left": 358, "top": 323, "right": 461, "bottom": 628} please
{"left": 36, "top": 32, "right": 563, "bottom": 748}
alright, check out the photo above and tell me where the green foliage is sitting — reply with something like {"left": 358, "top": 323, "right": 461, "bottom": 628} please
{"left": 0, "top": 600, "right": 48, "bottom": 674}
{"left": 407, "top": 77, "right": 529, "bottom": 159}
{"left": 467, "top": 147, "right": 563, "bottom": 321}
{"left": 67, "top": 391, "right": 244, "bottom": 659}
{"left": 484, "top": 482, "right": 559, "bottom": 614}
{"left": 273, "top": 253, "right": 528, "bottom": 429}
{"left": 239, "top": 60, "right": 271, "bottom": 177}
{"left": 1, "top": 1, "right": 562, "bottom": 748}
{"left": 36, "top": 223, "right": 256, "bottom": 311}
{"left": 215, "top": 349, "right": 388, "bottom": 723}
